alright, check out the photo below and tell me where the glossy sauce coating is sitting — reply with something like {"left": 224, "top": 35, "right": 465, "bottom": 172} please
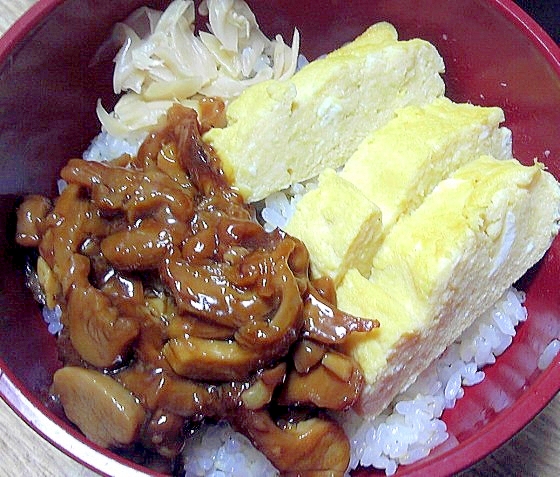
{"left": 16, "top": 104, "right": 377, "bottom": 475}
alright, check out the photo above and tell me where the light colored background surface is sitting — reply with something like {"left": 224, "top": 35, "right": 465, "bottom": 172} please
{"left": 1, "top": 1, "right": 559, "bottom": 476}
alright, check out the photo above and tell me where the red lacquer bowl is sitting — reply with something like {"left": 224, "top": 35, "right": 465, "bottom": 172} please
{"left": 1, "top": 1, "right": 559, "bottom": 476}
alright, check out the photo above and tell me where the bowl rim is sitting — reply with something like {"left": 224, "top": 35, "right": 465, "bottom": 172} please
{"left": 0, "top": 369, "right": 161, "bottom": 477}
{"left": 493, "top": 0, "right": 560, "bottom": 73}
{"left": 0, "top": 0, "right": 63, "bottom": 64}
{"left": 1, "top": 0, "right": 560, "bottom": 476}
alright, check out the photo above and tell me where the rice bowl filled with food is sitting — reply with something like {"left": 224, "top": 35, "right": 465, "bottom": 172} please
{"left": 2, "top": 0, "right": 560, "bottom": 476}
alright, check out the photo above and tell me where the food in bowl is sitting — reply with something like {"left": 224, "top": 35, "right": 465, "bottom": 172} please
{"left": 7, "top": 0, "right": 560, "bottom": 476}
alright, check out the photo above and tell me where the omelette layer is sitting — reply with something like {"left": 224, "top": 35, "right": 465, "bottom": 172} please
{"left": 337, "top": 156, "right": 560, "bottom": 416}
{"left": 203, "top": 22, "right": 445, "bottom": 202}
{"left": 286, "top": 97, "right": 512, "bottom": 285}
{"left": 340, "top": 97, "right": 512, "bottom": 233}
{"left": 284, "top": 168, "right": 382, "bottom": 285}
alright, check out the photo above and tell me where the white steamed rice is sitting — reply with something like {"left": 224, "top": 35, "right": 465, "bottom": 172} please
{"left": 27, "top": 131, "right": 533, "bottom": 477}
{"left": 183, "top": 421, "right": 277, "bottom": 477}
{"left": 538, "top": 339, "right": 560, "bottom": 370}
{"left": 33, "top": 129, "right": 535, "bottom": 476}
{"left": 35, "top": 1, "right": 551, "bottom": 474}
{"left": 83, "top": 130, "right": 145, "bottom": 163}
{"left": 177, "top": 286, "right": 527, "bottom": 477}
